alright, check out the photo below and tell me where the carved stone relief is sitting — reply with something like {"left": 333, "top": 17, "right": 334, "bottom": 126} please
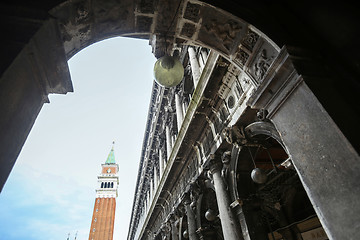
{"left": 198, "top": 7, "right": 245, "bottom": 54}
{"left": 247, "top": 42, "right": 278, "bottom": 84}
{"left": 235, "top": 48, "right": 249, "bottom": 67}
{"left": 242, "top": 29, "right": 259, "bottom": 52}
{"left": 203, "top": 19, "right": 242, "bottom": 51}
{"left": 155, "top": 0, "right": 183, "bottom": 34}
{"left": 73, "top": 1, "right": 91, "bottom": 25}
{"left": 183, "top": 2, "right": 201, "bottom": 23}
{"left": 51, "top": 0, "right": 137, "bottom": 57}
{"left": 253, "top": 49, "right": 274, "bottom": 81}
{"left": 52, "top": 0, "right": 92, "bottom": 54}
{"left": 93, "top": 0, "right": 132, "bottom": 34}
{"left": 181, "top": 23, "right": 196, "bottom": 38}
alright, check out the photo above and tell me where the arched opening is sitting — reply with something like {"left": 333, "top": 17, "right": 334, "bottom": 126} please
{"left": 0, "top": 37, "right": 156, "bottom": 239}
{"left": 230, "top": 123, "right": 328, "bottom": 240}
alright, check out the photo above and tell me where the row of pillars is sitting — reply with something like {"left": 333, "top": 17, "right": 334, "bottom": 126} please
{"left": 156, "top": 154, "right": 241, "bottom": 240}
{"left": 143, "top": 46, "right": 210, "bottom": 236}
{"left": 164, "top": 47, "right": 207, "bottom": 165}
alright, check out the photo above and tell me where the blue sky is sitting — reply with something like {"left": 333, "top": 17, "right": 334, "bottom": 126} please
{"left": 0, "top": 37, "right": 156, "bottom": 240}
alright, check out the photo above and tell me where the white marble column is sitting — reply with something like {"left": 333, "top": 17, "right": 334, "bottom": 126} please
{"left": 170, "top": 214, "right": 179, "bottom": 240}
{"left": 165, "top": 125, "right": 172, "bottom": 159}
{"left": 159, "top": 149, "right": 164, "bottom": 178}
{"left": 209, "top": 157, "right": 242, "bottom": 240}
{"left": 154, "top": 166, "right": 159, "bottom": 189}
{"left": 194, "top": 146, "right": 202, "bottom": 172}
{"left": 188, "top": 46, "right": 201, "bottom": 87}
{"left": 200, "top": 49, "right": 208, "bottom": 64}
{"left": 175, "top": 93, "right": 184, "bottom": 130}
{"left": 198, "top": 49, "right": 208, "bottom": 70}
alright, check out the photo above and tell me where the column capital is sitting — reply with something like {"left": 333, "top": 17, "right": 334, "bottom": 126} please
{"left": 222, "top": 125, "right": 248, "bottom": 146}
{"left": 189, "top": 180, "right": 202, "bottom": 198}
{"left": 182, "top": 192, "right": 191, "bottom": 205}
{"left": 161, "top": 221, "right": 171, "bottom": 233}
{"left": 169, "top": 212, "right": 177, "bottom": 223}
{"left": 208, "top": 154, "right": 222, "bottom": 174}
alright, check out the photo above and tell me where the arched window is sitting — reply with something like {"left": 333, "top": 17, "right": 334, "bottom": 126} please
{"left": 105, "top": 182, "right": 108, "bottom": 188}
{"left": 101, "top": 182, "right": 104, "bottom": 188}
{"left": 111, "top": 182, "right": 114, "bottom": 188}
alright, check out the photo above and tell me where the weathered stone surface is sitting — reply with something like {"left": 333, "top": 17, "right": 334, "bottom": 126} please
{"left": 181, "top": 22, "right": 196, "bottom": 39}
{"left": 183, "top": 2, "right": 201, "bottom": 23}
{"left": 197, "top": 5, "right": 246, "bottom": 55}
{"left": 246, "top": 40, "right": 278, "bottom": 85}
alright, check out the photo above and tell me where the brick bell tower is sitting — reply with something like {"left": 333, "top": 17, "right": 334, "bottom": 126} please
{"left": 88, "top": 142, "right": 119, "bottom": 240}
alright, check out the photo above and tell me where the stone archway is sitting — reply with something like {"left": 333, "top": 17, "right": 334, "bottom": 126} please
{"left": 0, "top": 0, "right": 281, "bottom": 191}
{"left": 1, "top": 1, "right": 359, "bottom": 239}
{"left": 228, "top": 121, "right": 328, "bottom": 239}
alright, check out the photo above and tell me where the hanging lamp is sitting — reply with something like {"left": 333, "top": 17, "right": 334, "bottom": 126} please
{"left": 153, "top": 54, "right": 184, "bottom": 87}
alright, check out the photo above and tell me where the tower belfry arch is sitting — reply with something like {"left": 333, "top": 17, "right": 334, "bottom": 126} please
{"left": 0, "top": 1, "right": 359, "bottom": 240}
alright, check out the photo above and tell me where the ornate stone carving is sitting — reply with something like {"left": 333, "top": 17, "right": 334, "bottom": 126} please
{"left": 221, "top": 150, "right": 231, "bottom": 180}
{"left": 161, "top": 222, "right": 172, "bottom": 239}
{"left": 242, "top": 29, "right": 259, "bottom": 51}
{"left": 208, "top": 154, "right": 222, "bottom": 175}
{"left": 74, "top": 1, "right": 90, "bottom": 24}
{"left": 155, "top": 0, "right": 181, "bottom": 33}
{"left": 93, "top": 0, "right": 131, "bottom": 33}
{"left": 183, "top": 2, "right": 201, "bottom": 23}
{"left": 203, "top": 19, "right": 242, "bottom": 51}
{"left": 222, "top": 125, "right": 247, "bottom": 146}
{"left": 181, "top": 23, "right": 196, "bottom": 38}
{"left": 235, "top": 48, "right": 249, "bottom": 66}
{"left": 254, "top": 49, "right": 274, "bottom": 81}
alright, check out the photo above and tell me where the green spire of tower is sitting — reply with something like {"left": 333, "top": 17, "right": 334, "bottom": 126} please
{"left": 105, "top": 141, "right": 116, "bottom": 164}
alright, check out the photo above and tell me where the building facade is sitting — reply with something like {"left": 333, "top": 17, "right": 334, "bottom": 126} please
{"left": 88, "top": 144, "right": 119, "bottom": 240}
{"left": 127, "top": 41, "right": 358, "bottom": 239}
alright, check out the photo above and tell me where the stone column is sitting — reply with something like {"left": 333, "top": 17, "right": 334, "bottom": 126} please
{"left": 165, "top": 125, "right": 172, "bottom": 159}
{"left": 209, "top": 156, "right": 242, "bottom": 240}
{"left": 200, "top": 49, "right": 208, "bottom": 66}
{"left": 182, "top": 101, "right": 188, "bottom": 116}
{"left": 170, "top": 213, "right": 179, "bottom": 240}
{"left": 161, "top": 222, "right": 171, "bottom": 240}
{"left": 194, "top": 146, "right": 202, "bottom": 172}
{"left": 175, "top": 92, "right": 184, "bottom": 131}
{"left": 150, "top": 176, "right": 154, "bottom": 200}
{"left": 183, "top": 193, "right": 199, "bottom": 240}
{"left": 246, "top": 47, "right": 360, "bottom": 239}
{"left": 159, "top": 149, "right": 164, "bottom": 178}
{"left": 188, "top": 46, "right": 201, "bottom": 86}
{"left": 154, "top": 166, "right": 159, "bottom": 189}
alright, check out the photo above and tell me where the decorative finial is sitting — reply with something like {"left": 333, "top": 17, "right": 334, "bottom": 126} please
{"left": 112, "top": 141, "right": 115, "bottom": 150}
